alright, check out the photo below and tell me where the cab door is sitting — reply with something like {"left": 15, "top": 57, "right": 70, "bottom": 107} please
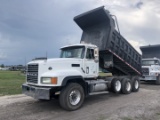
{"left": 84, "top": 48, "right": 98, "bottom": 78}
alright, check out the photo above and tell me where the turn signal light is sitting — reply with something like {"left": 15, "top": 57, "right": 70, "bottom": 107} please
{"left": 51, "top": 77, "right": 57, "bottom": 84}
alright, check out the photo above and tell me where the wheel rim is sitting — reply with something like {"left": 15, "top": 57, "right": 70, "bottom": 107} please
{"left": 126, "top": 82, "right": 131, "bottom": 91}
{"left": 69, "top": 90, "right": 81, "bottom": 106}
{"left": 115, "top": 80, "right": 121, "bottom": 92}
{"left": 135, "top": 80, "right": 139, "bottom": 89}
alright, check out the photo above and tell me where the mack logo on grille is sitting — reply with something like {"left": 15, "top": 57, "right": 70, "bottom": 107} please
{"left": 27, "top": 64, "right": 38, "bottom": 84}
{"left": 27, "top": 73, "right": 38, "bottom": 76}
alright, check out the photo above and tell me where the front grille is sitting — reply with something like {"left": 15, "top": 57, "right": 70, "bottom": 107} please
{"left": 27, "top": 64, "right": 38, "bottom": 84}
{"left": 142, "top": 68, "right": 149, "bottom": 75}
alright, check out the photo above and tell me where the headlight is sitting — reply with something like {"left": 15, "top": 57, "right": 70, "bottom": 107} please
{"left": 150, "top": 73, "right": 159, "bottom": 76}
{"left": 41, "top": 77, "right": 51, "bottom": 84}
{"left": 41, "top": 77, "right": 57, "bottom": 84}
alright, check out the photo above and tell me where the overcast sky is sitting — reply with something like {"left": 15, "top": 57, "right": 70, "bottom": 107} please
{"left": 0, "top": 0, "right": 160, "bottom": 65}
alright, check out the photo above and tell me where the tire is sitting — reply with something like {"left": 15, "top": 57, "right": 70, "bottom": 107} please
{"left": 155, "top": 75, "right": 160, "bottom": 85}
{"left": 131, "top": 77, "right": 140, "bottom": 92}
{"left": 111, "top": 78, "right": 121, "bottom": 93}
{"left": 59, "top": 83, "right": 85, "bottom": 111}
{"left": 121, "top": 78, "right": 132, "bottom": 94}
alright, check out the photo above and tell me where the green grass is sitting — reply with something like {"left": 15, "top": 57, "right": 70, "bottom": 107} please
{"left": 156, "top": 113, "right": 160, "bottom": 115}
{"left": 0, "top": 70, "right": 25, "bottom": 96}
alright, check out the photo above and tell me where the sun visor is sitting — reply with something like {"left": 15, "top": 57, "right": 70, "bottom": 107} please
{"left": 140, "top": 45, "right": 160, "bottom": 58}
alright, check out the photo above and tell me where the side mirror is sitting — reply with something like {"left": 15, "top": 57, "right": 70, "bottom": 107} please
{"left": 94, "top": 48, "right": 99, "bottom": 57}
{"left": 94, "top": 48, "right": 99, "bottom": 63}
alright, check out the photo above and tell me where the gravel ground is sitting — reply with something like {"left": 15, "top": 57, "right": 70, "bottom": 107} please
{"left": 0, "top": 81, "right": 160, "bottom": 120}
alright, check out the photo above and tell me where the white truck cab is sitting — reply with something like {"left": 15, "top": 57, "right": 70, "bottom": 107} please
{"left": 25, "top": 44, "right": 98, "bottom": 87}
{"left": 141, "top": 58, "right": 160, "bottom": 84}
{"left": 140, "top": 44, "right": 160, "bottom": 84}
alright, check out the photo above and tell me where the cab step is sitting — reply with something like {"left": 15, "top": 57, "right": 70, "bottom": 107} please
{"left": 89, "top": 91, "right": 109, "bottom": 95}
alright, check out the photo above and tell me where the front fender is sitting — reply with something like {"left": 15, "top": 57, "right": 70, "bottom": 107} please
{"left": 61, "top": 76, "right": 84, "bottom": 86}
{"left": 61, "top": 76, "right": 88, "bottom": 96}
{"left": 40, "top": 69, "right": 83, "bottom": 86}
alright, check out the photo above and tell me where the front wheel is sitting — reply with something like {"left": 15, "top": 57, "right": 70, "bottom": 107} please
{"left": 59, "top": 83, "right": 85, "bottom": 111}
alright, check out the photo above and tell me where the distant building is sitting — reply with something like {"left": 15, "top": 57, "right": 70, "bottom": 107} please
{"left": 9, "top": 65, "right": 26, "bottom": 71}
{"left": 0, "top": 65, "right": 26, "bottom": 71}
{"left": 0, "top": 67, "right": 10, "bottom": 71}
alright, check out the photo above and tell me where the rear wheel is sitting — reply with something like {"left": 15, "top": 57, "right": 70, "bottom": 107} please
{"left": 111, "top": 78, "right": 121, "bottom": 93}
{"left": 121, "top": 78, "right": 132, "bottom": 94}
{"left": 131, "top": 77, "right": 140, "bottom": 92}
{"left": 59, "top": 83, "right": 85, "bottom": 111}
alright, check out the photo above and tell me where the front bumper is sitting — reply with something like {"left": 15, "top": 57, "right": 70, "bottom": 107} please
{"left": 22, "top": 83, "right": 51, "bottom": 100}
{"left": 140, "top": 75, "right": 157, "bottom": 81}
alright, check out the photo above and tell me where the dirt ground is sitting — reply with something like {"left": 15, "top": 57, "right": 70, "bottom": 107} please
{"left": 0, "top": 81, "right": 160, "bottom": 120}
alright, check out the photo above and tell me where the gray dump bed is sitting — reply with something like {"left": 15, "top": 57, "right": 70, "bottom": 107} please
{"left": 74, "top": 6, "right": 141, "bottom": 75}
{"left": 140, "top": 45, "right": 160, "bottom": 58}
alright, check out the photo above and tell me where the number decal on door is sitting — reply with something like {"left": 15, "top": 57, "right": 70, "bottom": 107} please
{"left": 86, "top": 67, "right": 89, "bottom": 74}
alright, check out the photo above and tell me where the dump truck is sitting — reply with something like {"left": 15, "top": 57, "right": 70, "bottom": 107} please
{"left": 22, "top": 6, "right": 142, "bottom": 111}
{"left": 140, "top": 45, "right": 160, "bottom": 84}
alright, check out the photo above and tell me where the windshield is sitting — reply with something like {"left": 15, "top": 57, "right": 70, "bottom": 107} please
{"left": 142, "top": 60, "right": 159, "bottom": 66}
{"left": 60, "top": 46, "right": 85, "bottom": 58}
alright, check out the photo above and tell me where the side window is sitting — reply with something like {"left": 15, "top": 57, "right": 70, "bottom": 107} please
{"left": 86, "top": 49, "right": 94, "bottom": 59}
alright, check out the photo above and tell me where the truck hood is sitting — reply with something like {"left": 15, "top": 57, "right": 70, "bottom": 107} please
{"left": 27, "top": 58, "right": 83, "bottom": 86}
{"left": 28, "top": 58, "right": 83, "bottom": 75}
